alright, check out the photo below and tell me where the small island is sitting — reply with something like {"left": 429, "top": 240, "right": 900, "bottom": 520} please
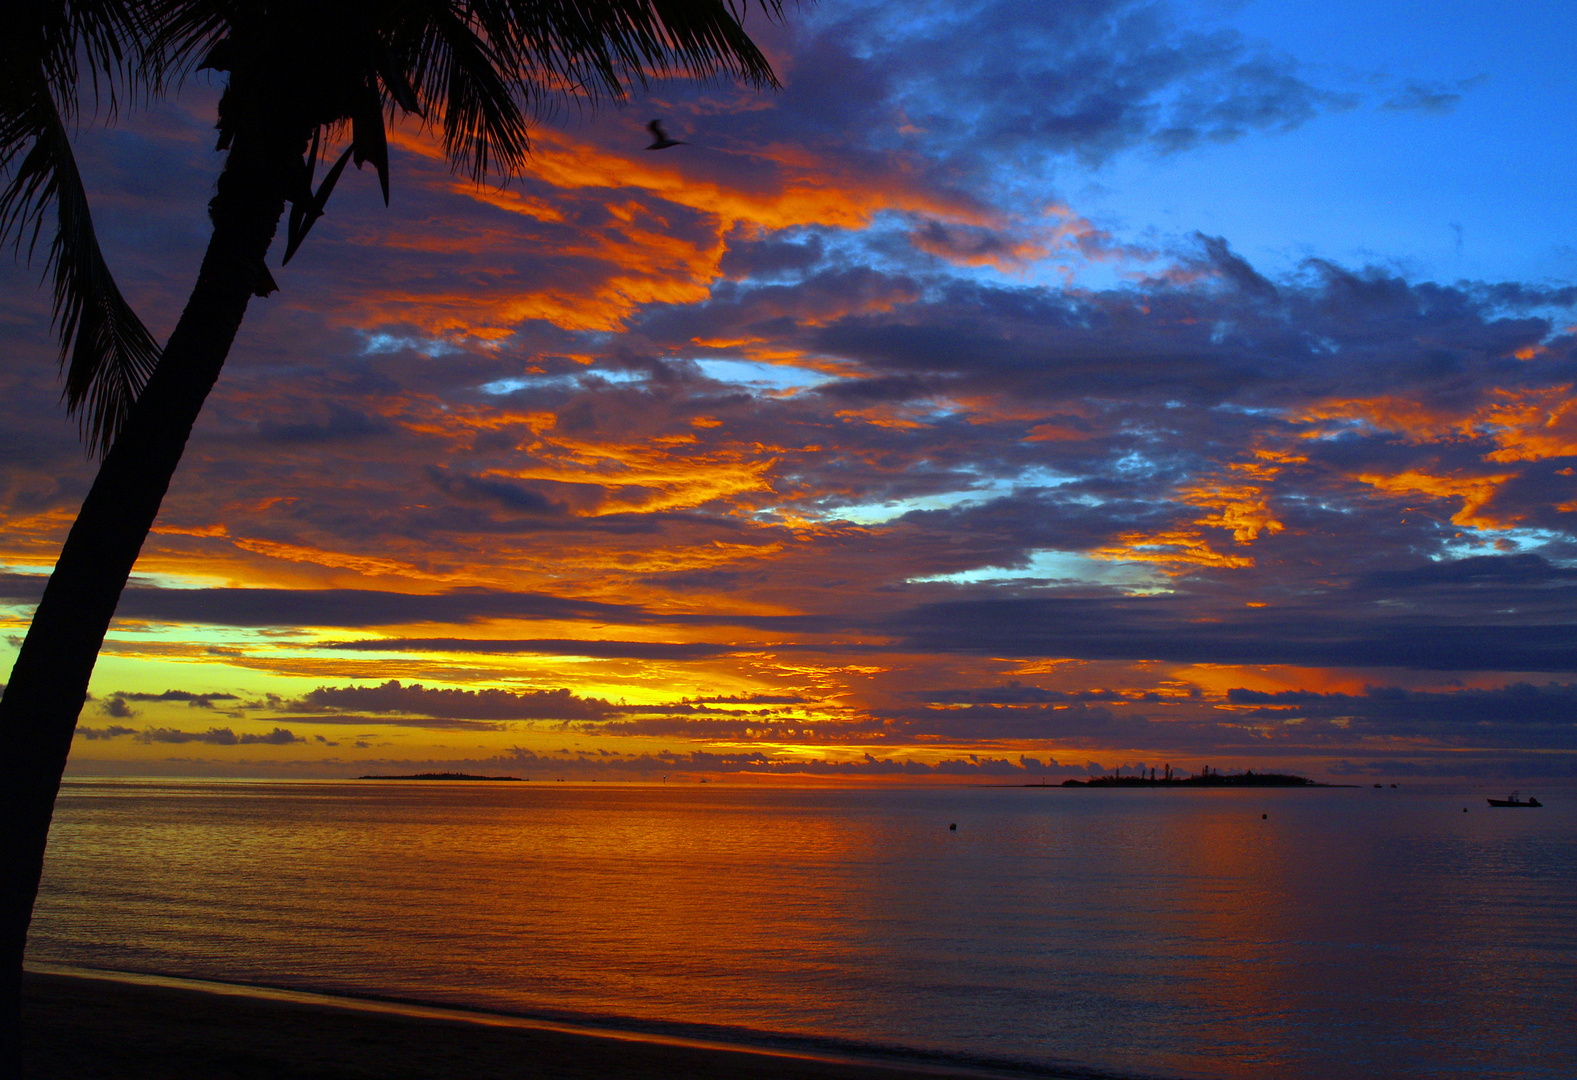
{"left": 356, "top": 772, "right": 523, "bottom": 781}
{"left": 1058, "top": 765, "right": 1338, "bottom": 788}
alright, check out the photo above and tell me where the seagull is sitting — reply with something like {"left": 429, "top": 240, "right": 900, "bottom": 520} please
{"left": 646, "top": 119, "right": 686, "bottom": 150}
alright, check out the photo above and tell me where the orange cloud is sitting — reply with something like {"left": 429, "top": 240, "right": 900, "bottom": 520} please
{"left": 1178, "top": 479, "right": 1285, "bottom": 543}
{"left": 342, "top": 125, "right": 1002, "bottom": 340}
{"left": 1289, "top": 388, "right": 1577, "bottom": 529}
{"left": 1295, "top": 396, "right": 1464, "bottom": 442}
{"left": 1023, "top": 423, "right": 1089, "bottom": 442}
{"left": 0, "top": 507, "right": 80, "bottom": 565}
{"left": 1199, "top": 496, "right": 1283, "bottom": 543}
{"left": 1092, "top": 529, "right": 1256, "bottom": 570}
{"left": 1080, "top": 449, "right": 1298, "bottom": 572}
{"left": 1476, "top": 386, "right": 1577, "bottom": 462}
{"left": 516, "top": 130, "right": 989, "bottom": 234}
{"left": 1353, "top": 470, "right": 1516, "bottom": 529}
{"left": 1297, "top": 386, "right": 1577, "bottom": 464}
{"left": 492, "top": 432, "right": 778, "bottom": 515}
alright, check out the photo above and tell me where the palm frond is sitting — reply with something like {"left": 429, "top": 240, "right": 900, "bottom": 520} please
{"left": 1, "top": 67, "right": 161, "bottom": 456}
{"left": 397, "top": 0, "right": 785, "bottom": 183}
{"left": 139, "top": 0, "right": 786, "bottom": 268}
{"left": 30, "top": 0, "right": 154, "bottom": 123}
{"left": 405, "top": 4, "right": 532, "bottom": 182}
{"left": 507, "top": 0, "right": 783, "bottom": 94}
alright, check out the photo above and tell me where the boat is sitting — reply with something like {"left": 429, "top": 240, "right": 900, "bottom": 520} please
{"left": 1486, "top": 791, "right": 1542, "bottom": 808}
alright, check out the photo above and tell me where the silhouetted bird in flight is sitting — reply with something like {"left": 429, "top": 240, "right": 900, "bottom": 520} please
{"left": 646, "top": 120, "right": 686, "bottom": 150}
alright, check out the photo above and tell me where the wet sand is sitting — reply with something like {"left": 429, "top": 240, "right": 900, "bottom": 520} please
{"left": 22, "top": 968, "right": 1037, "bottom": 1080}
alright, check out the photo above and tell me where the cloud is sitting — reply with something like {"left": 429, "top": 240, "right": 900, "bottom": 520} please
{"left": 74, "top": 725, "right": 137, "bottom": 740}
{"left": 1193, "top": 233, "right": 1278, "bottom": 299}
{"left": 1225, "top": 683, "right": 1577, "bottom": 749}
{"left": 686, "top": 693, "right": 812, "bottom": 706}
{"left": 103, "top": 585, "right": 641, "bottom": 629}
{"left": 319, "top": 638, "right": 743, "bottom": 660}
{"left": 777, "top": 0, "right": 1354, "bottom": 175}
{"left": 486, "top": 746, "right": 1080, "bottom": 779}
{"left": 5, "top": 2, "right": 1576, "bottom": 786}
{"left": 113, "top": 689, "right": 242, "bottom": 708}
{"left": 287, "top": 680, "right": 617, "bottom": 720}
{"left": 101, "top": 695, "right": 137, "bottom": 719}
{"left": 257, "top": 404, "right": 392, "bottom": 444}
{"left": 0, "top": 576, "right": 46, "bottom": 604}
{"left": 908, "top": 682, "right": 1150, "bottom": 704}
{"left": 1356, "top": 554, "right": 1577, "bottom": 591}
{"left": 592, "top": 702, "right": 1124, "bottom": 743}
{"left": 135, "top": 727, "right": 302, "bottom": 745}
{"left": 885, "top": 595, "right": 1577, "bottom": 672}
{"left": 0, "top": 577, "right": 842, "bottom": 634}
{"left": 1380, "top": 76, "right": 1488, "bottom": 114}
{"left": 268, "top": 714, "right": 510, "bottom": 731}
{"left": 424, "top": 467, "right": 571, "bottom": 518}
{"left": 1327, "top": 756, "right": 1577, "bottom": 781}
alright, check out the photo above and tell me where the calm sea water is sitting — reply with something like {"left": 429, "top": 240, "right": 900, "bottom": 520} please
{"left": 26, "top": 779, "right": 1576, "bottom": 1079}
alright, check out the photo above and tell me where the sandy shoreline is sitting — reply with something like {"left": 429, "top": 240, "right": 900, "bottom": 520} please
{"left": 21, "top": 966, "right": 1077, "bottom": 1080}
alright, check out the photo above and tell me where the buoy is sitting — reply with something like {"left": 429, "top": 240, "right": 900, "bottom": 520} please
{"left": 1261, "top": 813, "right": 1267, "bottom": 819}
{"left": 949, "top": 823, "right": 957, "bottom": 831}
{"left": 1463, "top": 807, "right": 1468, "bottom": 812}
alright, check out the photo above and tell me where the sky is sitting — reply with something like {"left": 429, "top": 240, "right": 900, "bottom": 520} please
{"left": 4, "top": 0, "right": 1577, "bottom": 783}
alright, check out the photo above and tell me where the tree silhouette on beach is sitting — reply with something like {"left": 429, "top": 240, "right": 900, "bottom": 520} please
{"left": 0, "top": 0, "right": 782, "bottom": 1067}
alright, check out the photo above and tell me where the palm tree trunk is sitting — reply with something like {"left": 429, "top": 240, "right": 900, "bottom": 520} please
{"left": 0, "top": 106, "right": 306, "bottom": 1072}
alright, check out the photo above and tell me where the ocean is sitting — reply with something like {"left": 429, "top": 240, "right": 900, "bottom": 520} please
{"left": 26, "top": 778, "right": 1576, "bottom": 1079}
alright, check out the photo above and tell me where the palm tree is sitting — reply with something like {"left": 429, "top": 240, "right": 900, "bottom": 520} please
{"left": 0, "top": 0, "right": 782, "bottom": 1066}
{"left": 1, "top": 2, "right": 164, "bottom": 1062}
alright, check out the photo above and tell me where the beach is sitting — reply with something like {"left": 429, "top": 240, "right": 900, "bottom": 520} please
{"left": 22, "top": 970, "right": 1020, "bottom": 1080}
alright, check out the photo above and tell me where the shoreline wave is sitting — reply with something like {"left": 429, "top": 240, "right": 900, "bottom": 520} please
{"left": 24, "top": 961, "right": 1175, "bottom": 1080}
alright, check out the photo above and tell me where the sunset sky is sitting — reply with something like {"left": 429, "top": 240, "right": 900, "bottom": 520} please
{"left": 4, "top": 0, "right": 1577, "bottom": 782}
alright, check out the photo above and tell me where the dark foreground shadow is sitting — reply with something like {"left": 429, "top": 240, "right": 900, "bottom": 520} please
{"left": 23, "top": 970, "right": 1179, "bottom": 1080}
